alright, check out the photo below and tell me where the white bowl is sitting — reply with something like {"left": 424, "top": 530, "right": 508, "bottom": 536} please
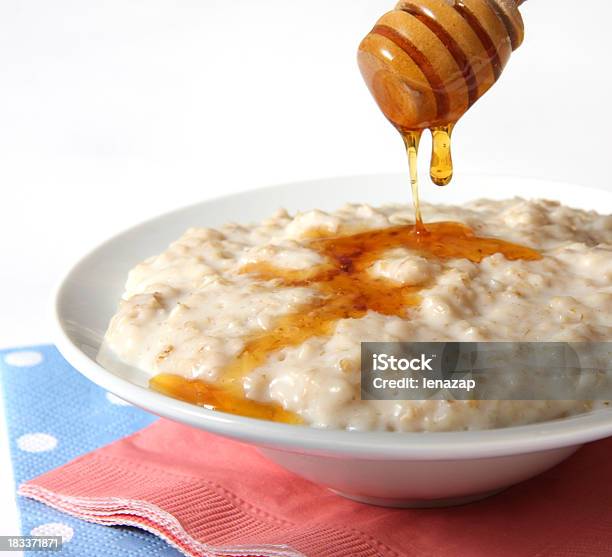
{"left": 54, "top": 174, "right": 612, "bottom": 508}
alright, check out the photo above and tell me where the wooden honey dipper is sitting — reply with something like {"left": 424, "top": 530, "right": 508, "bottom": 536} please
{"left": 358, "top": 0, "right": 525, "bottom": 191}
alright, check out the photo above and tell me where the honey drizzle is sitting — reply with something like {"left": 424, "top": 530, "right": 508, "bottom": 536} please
{"left": 401, "top": 123, "right": 454, "bottom": 227}
{"left": 151, "top": 1, "right": 529, "bottom": 424}
{"left": 150, "top": 222, "right": 541, "bottom": 423}
{"left": 402, "top": 130, "right": 424, "bottom": 230}
{"left": 430, "top": 123, "right": 454, "bottom": 186}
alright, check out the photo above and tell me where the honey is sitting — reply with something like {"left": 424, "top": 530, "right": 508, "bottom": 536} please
{"left": 150, "top": 373, "right": 302, "bottom": 424}
{"left": 150, "top": 0, "right": 531, "bottom": 423}
{"left": 430, "top": 124, "right": 454, "bottom": 186}
{"left": 401, "top": 124, "right": 453, "bottom": 229}
{"left": 150, "top": 222, "right": 541, "bottom": 422}
{"left": 402, "top": 130, "right": 425, "bottom": 230}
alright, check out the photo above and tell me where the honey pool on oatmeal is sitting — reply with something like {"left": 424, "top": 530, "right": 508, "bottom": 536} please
{"left": 99, "top": 198, "right": 612, "bottom": 432}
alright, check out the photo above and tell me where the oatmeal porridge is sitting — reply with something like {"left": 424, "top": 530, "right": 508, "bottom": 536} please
{"left": 99, "top": 198, "right": 612, "bottom": 432}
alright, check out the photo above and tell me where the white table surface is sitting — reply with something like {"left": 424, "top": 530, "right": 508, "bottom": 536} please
{"left": 1, "top": 0, "right": 611, "bottom": 549}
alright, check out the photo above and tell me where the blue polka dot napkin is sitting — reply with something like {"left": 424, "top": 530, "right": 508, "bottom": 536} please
{"left": 0, "top": 344, "right": 181, "bottom": 556}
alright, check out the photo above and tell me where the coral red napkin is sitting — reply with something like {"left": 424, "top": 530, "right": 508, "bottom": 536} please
{"left": 19, "top": 419, "right": 612, "bottom": 557}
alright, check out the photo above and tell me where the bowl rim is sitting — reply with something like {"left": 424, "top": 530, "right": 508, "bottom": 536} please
{"left": 53, "top": 173, "right": 612, "bottom": 460}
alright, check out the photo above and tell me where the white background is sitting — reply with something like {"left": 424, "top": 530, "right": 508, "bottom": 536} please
{"left": 1, "top": 0, "right": 611, "bottom": 548}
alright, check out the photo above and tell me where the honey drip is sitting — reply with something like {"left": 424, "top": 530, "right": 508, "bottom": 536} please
{"left": 402, "top": 130, "right": 424, "bottom": 230}
{"left": 401, "top": 123, "right": 454, "bottom": 227}
{"left": 430, "top": 124, "right": 454, "bottom": 186}
{"left": 150, "top": 222, "right": 541, "bottom": 423}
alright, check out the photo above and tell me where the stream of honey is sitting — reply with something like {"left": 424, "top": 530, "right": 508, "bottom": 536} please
{"left": 151, "top": 222, "right": 541, "bottom": 423}
{"left": 403, "top": 125, "right": 454, "bottom": 229}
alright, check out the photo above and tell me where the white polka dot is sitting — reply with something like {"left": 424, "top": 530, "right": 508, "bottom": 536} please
{"left": 31, "top": 523, "right": 74, "bottom": 543}
{"left": 106, "top": 392, "right": 131, "bottom": 406}
{"left": 4, "top": 350, "right": 43, "bottom": 367}
{"left": 17, "top": 433, "right": 58, "bottom": 453}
